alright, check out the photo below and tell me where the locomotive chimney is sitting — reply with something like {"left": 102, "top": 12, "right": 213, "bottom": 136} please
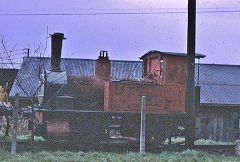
{"left": 95, "top": 50, "right": 111, "bottom": 78}
{"left": 50, "top": 33, "right": 66, "bottom": 71}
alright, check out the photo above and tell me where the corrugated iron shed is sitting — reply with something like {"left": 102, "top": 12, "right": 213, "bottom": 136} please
{"left": 196, "top": 64, "right": 240, "bottom": 105}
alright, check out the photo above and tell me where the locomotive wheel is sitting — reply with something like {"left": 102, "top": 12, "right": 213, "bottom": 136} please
{"left": 146, "top": 126, "right": 168, "bottom": 147}
{"left": 79, "top": 119, "right": 99, "bottom": 144}
{"left": 69, "top": 118, "right": 106, "bottom": 149}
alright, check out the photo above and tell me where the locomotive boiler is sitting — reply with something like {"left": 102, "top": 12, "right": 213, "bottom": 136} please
{"left": 34, "top": 33, "right": 205, "bottom": 147}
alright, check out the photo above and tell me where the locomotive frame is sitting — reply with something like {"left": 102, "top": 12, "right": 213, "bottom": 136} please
{"left": 34, "top": 109, "right": 188, "bottom": 147}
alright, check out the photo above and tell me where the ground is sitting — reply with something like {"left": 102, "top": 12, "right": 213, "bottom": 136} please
{"left": 1, "top": 150, "right": 240, "bottom": 162}
{"left": 0, "top": 134, "right": 239, "bottom": 161}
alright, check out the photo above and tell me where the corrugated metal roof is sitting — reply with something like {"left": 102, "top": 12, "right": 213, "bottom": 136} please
{"left": 196, "top": 64, "right": 240, "bottom": 105}
{"left": 200, "top": 85, "right": 240, "bottom": 105}
{"left": 0, "top": 69, "right": 18, "bottom": 93}
{"left": 10, "top": 57, "right": 142, "bottom": 97}
{"left": 10, "top": 57, "right": 240, "bottom": 106}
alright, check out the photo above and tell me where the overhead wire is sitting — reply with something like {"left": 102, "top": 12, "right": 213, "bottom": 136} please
{"left": 0, "top": 49, "right": 27, "bottom": 55}
{"left": 0, "top": 48, "right": 27, "bottom": 69}
{"left": 0, "top": 10, "right": 240, "bottom": 16}
{"left": 0, "top": 49, "right": 26, "bottom": 52}
{"left": 0, "top": 7, "right": 239, "bottom": 11}
{"left": 5, "top": 52, "right": 26, "bottom": 56}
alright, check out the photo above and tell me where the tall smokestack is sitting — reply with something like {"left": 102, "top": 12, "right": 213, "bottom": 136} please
{"left": 50, "top": 33, "right": 66, "bottom": 71}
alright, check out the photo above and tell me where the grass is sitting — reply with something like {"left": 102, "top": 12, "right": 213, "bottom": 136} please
{"left": 0, "top": 134, "right": 238, "bottom": 161}
{"left": 165, "top": 137, "right": 234, "bottom": 145}
{"left": 195, "top": 139, "right": 234, "bottom": 145}
{"left": 0, "top": 149, "right": 240, "bottom": 162}
{"left": 0, "top": 133, "right": 44, "bottom": 142}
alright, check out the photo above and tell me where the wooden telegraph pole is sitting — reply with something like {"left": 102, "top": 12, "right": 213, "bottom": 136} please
{"left": 185, "top": 0, "right": 196, "bottom": 148}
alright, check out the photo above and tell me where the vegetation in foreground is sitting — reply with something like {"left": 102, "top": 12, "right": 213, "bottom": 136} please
{"left": 165, "top": 137, "right": 235, "bottom": 145}
{"left": 0, "top": 133, "right": 239, "bottom": 161}
{"left": 0, "top": 149, "right": 240, "bottom": 162}
{"left": 1, "top": 133, "right": 234, "bottom": 145}
{"left": 0, "top": 133, "right": 44, "bottom": 142}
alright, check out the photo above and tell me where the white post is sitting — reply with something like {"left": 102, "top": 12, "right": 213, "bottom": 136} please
{"left": 236, "top": 140, "right": 240, "bottom": 156}
{"left": 140, "top": 96, "right": 146, "bottom": 153}
{"left": 11, "top": 93, "right": 19, "bottom": 155}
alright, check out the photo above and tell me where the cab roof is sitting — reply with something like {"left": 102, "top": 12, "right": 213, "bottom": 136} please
{"left": 140, "top": 50, "right": 206, "bottom": 59}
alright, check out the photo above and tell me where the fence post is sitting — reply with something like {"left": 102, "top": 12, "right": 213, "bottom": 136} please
{"left": 140, "top": 96, "right": 147, "bottom": 153}
{"left": 235, "top": 140, "right": 240, "bottom": 156}
{"left": 31, "top": 104, "right": 35, "bottom": 152}
{"left": 11, "top": 93, "right": 19, "bottom": 155}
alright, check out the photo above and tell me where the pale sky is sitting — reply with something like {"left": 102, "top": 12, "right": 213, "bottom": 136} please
{"left": 1, "top": 0, "right": 240, "bottom": 65}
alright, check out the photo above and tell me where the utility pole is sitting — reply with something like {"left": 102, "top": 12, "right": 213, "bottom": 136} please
{"left": 27, "top": 48, "right": 30, "bottom": 57}
{"left": 31, "top": 104, "right": 35, "bottom": 152}
{"left": 185, "top": 0, "right": 196, "bottom": 148}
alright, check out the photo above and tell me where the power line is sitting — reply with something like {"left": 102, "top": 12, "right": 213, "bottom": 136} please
{"left": 0, "top": 12, "right": 185, "bottom": 16}
{"left": 0, "top": 62, "right": 21, "bottom": 64}
{"left": 0, "top": 49, "right": 26, "bottom": 55}
{"left": 0, "top": 7, "right": 239, "bottom": 11}
{"left": 0, "top": 49, "right": 26, "bottom": 53}
{"left": 5, "top": 52, "right": 26, "bottom": 56}
{"left": 7, "top": 49, "right": 26, "bottom": 52}
{"left": 0, "top": 10, "right": 240, "bottom": 16}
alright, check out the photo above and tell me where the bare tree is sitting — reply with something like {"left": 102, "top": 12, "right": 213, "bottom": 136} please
{"left": 0, "top": 35, "right": 48, "bottom": 102}
{"left": 0, "top": 31, "right": 49, "bottom": 153}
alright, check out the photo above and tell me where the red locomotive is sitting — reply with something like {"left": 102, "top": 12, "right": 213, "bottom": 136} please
{"left": 34, "top": 33, "right": 205, "bottom": 147}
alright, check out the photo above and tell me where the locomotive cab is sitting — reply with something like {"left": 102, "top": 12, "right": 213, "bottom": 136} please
{"left": 104, "top": 51, "right": 204, "bottom": 114}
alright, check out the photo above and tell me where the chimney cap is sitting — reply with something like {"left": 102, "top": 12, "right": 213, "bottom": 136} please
{"left": 50, "top": 33, "right": 66, "bottom": 39}
{"left": 99, "top": 50, "right": 109, "bottom": 58}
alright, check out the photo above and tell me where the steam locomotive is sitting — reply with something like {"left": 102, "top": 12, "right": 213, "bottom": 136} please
{"left": 34, "top": 33, "right": 205, "bottom": 147}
